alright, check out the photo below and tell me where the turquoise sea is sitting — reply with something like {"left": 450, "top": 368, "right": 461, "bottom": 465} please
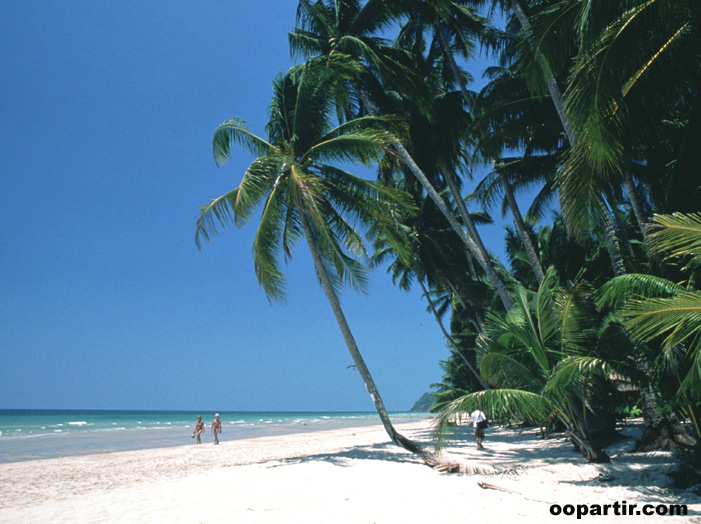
{"left": 0, "top": 409, "right": 429, "bottom": 463}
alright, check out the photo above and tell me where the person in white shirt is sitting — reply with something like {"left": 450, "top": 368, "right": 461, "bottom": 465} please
{"left": 470, "top": 409, "right": 487, "bottom": 449}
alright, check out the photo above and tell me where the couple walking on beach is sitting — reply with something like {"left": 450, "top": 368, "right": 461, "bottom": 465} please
{"left": 193, "top": 414, "right": 222, "bottom": 445}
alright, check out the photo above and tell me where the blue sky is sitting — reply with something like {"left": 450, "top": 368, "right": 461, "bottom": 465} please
{"left": 1, "top": 2, "right": 511, "bottom": 412}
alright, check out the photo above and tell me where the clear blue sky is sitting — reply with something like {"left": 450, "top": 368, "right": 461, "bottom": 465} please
{"left": 0, "top": 2, "right": 510, "bottom": 412}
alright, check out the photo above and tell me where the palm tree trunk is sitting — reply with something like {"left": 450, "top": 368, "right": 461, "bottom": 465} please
{"left": 509, "top": 0, "right": 576, "bottom": 143}
{"left": 358, "top": 91, "right": 515, "bottom": 311}
{"left": 599, "top": 202, "right": 626, "bottom": 277}
{"left": 636, "top": 386, "right": 694, "bottom": 452}
{"left": 399, "top": 141, "right": 516, "bottom": 311}
{"left": 498, "top": 172, "right": 546, "bottom": 283}
{"left": 435, "top": 26, "right": 545, "bottom": 285}
{"left": 445, "top": 278, "right": 468, "bottom": 310}
{"left": 622, "top": 166, "right": 668, "bottom": 274}
{"left": 510, "top": 0, "right": 628, "bottom": 278}
{"left": 298, "top": 208, "right": 426, "bottom": 456}
{"left": 623, "top": 167, "right": 649, "bottom": 240}
{"left": 417, "top": 279, "right": 489, "bottom": 389}
{"left": 441, "top": 163, "right": 520, "bottom": 305}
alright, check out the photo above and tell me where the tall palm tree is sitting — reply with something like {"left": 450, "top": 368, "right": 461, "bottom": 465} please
{"left": 290, "top": 0, "right": 516, "bottom": 311}
{"left": 466, "top": 0, "right": 627, "bottom": 276}
{"left": 196, "top": 58, "right": 429, "bottom": 458}
{"left": 401, "top": 0, "right": 547, "bottom": 284}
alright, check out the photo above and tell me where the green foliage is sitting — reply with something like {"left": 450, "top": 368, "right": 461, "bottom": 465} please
{"left": 198, "top": 0, "right": 701, "bottom": 460}
{"left": 197, "top": 56, "right": 412, "bottom": 302}
{"left": 605, "top": 214, "right": 701, "bottom": 401}
{"left": 615, "top": 397, "right": 642, "bottom": 420}
{"left": 410, "top": 392, "right": 435, "bottom": 412}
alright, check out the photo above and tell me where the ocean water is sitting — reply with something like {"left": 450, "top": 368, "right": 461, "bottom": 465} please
{"left": 0, "top": 409, "right": 430, "bottom": 463}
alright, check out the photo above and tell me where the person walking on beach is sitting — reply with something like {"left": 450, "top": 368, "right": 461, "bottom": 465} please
{"left": 194, "top": 415, "right": 205, "bottom": 444}
{"left": 470, "top": 409, "right": 487, "bottom": 449}
{"left": 212, "top": 413, "right": 222, "bottom": 445}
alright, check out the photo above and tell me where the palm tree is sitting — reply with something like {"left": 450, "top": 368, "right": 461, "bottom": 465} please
{"left": 596, "top": 213, "right": 701, "bottom": 456}
{"left": 435, "top": 268, "right": 616, "bottom": 461}
{"left": 196, "top": 58, "right": 430, "bottom": 458}
{"left": 523, "top": 0, "right": 700, "bottom": 254}
{"left": 290, "top": 0, "right": 516, "bottom": 312}
{"left": 561, "top": 0, "right": 700, "bottom": 207}
{"left": 371, "top": 191, "right": 493, "bottom": 388}
{"left": 400, "top": 0, "right": 547, "bottom": 284}
{"left": 464, "top": 0, "right": 627, "bottom": 276}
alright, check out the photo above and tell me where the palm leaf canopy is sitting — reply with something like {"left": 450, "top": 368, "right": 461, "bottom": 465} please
{"left": 197, "top": 56, "right": 412, "bottom": 300}
{"left": 647, "top": 212, "right": 701, "bottom": 266}
{"left": 558, "top": 0, "right": 700, "bottom": 234}
{"left": 289, "top": 0, "right": 423, "bottom": 99}
{"left": 604, "top": 213, "right": 701, "bottom": 398}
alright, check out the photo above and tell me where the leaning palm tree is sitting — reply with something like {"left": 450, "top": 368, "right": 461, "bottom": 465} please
{"left": 196, "top": 57, "right": 441, "bottom": 461}
{"left": 291, "top": 0, "right": 516, "bottom": 312}
{"left": 399, "top": 0, "right": 547, "bottom": 284}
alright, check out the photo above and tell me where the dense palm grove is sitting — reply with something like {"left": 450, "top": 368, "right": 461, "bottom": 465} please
{"left": 197, "top": 0, "right": 701, "bottom": 474}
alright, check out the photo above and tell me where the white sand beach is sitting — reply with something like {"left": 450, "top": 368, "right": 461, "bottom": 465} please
{"left": 1, "top": 420, "right": 699, "bottom": 523}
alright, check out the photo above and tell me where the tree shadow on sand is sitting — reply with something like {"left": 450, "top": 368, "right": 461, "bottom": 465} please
{"left": 262, "top": 427, "right": 441, "bottom": 468}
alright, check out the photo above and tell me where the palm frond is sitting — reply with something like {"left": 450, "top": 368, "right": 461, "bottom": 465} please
{"left": 251, "top": 175, "right": 290, "bottom": 302}
{"left": 679, "top": 348, "right": 701, "bottom": 401}
{"left": 595, "top": 273, "right": 684, "bottom": 309}
{"left": 212, "top": 118, "right": 273, "bottom": 166}
{"left": 433, "top": 389, "right": 553, "bottom": 450}
{"left": 480, "top": 351, "right": 546, "bottom": 391}
{"left": 195, "top": 187, "right": 241, "bottom": 249}
{"left": 623, "top": 291, "right": 701, "bottom": 352}
{"left": 545, "top": 356, "right": 614, "bottom": 398}
{"left": 304, "top": 130, "right": 393, "bottom": 166}
{"left": 292, "top": 165, "right": 370, "bottom": 296}
{"left": 195, "top": 155, "right": 283, "bottom": 246}
{"left": 647, "top": 213, "right": 701, "bottom": 260}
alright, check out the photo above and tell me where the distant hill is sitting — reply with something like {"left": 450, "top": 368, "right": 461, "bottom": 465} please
{"left": 410, "top": 392, "right": 434, "bottom": 412}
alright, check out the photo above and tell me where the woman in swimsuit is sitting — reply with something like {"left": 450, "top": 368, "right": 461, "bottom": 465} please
{"left": 194, "top": 415, "right": 205, "bottom": 444}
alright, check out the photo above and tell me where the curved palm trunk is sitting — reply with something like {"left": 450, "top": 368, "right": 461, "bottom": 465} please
{"left": 509, "top": 0, "right": 576, "bottom": 142}
{"left": 298, "top": 209, "right": 426, "bottom": 457}
{"left": 398, "top": 142, "right": 516, "bottom": 311}
{"left": 441, "top": 163, "right": 521, "bottom": 301}
{"left": 358, "top": 91, "right": 515, "bottom": 311}
{"left": 417, "top": 279, "right": 489, "bottom": 389}
{"left": 435, "top": 26, "right": 545, "bottom": 284}
{"left": 498, "top": 172, "right": 546, "bottom": 283}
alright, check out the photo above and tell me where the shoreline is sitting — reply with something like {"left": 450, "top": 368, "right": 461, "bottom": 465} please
{"left": 0, "top": 412, "right": 430, "bottom": 464}
{"left": 1, "top": 420, "right": 700, "bottom": 523}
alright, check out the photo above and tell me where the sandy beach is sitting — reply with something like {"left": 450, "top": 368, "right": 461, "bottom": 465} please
{"left": 1, "top": 419, "right": 699, "bottom": 523}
